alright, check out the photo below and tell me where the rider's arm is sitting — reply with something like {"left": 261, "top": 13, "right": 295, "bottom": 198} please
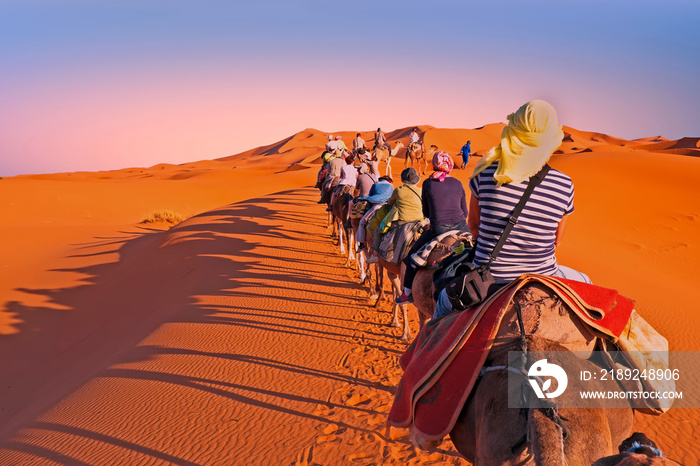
{"left": 555, "top": 214, "right": 569, "bottom": 247}
{"left": 387, "top": 188, "right": 398, "bottom": 206}
{"left": 467, "top": 195, "right": 480, "bottom": 238}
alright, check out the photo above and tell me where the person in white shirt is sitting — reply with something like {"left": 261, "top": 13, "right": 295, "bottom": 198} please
{"left": 409, "top": 128, "right": 420, "bottom": 145}
{"left": 374, "top": 128, "right": 389, "bottom": 150}
{"left": 329, "top": 154, "right": 358, "bottom": 209}
{"left": 336, "top": 135, "right": 349, "bottom": 155}
{"left": 353, "top": 133, "right": 366, "bottom": 155}
{"left": 409, "top": 127, "right": 424, "bottom": 152}
{"left": 325, "top": 135, "right": 339, "bottom": 154}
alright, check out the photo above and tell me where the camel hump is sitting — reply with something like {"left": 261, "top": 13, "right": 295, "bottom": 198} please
{"left": 492, "top": 282, "right": 597, "bottom": 356}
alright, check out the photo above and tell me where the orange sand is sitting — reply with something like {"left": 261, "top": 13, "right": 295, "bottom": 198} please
{"left": 0, "top": 126, "right": 698, "bottom": 465}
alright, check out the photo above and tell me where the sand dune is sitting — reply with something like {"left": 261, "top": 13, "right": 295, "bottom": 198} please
{"left": 0, "top": 124, "right": 698, "bottom": 464}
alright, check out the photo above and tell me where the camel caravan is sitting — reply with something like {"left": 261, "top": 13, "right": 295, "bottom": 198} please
{"left": 314, "top": 103, "right": 680, "bottom": 465}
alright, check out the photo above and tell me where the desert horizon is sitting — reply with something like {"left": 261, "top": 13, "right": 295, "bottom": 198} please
{"left": 1, "top": 122, "right": 699, "bottom": 464}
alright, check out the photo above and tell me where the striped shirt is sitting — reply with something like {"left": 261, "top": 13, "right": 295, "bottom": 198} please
{"left": 469, "top": 164, "right": 574, "bottom": 283}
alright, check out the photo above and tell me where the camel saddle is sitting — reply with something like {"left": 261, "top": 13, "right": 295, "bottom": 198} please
{"left": 377, "top": 219, "right": 429, "bottom": 264}
{"left": 387, "top": 274, "right": 671, "bottom": 443}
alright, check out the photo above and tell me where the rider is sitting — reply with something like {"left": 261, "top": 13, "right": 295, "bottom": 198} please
{"left": 321, "top": 149, "right": 345, "bottom": 206}
{"left": 338, "top": 153, "right": 357, "bottom": 187}
{"left": 374, "top": 127, "right": 390, "bottom": 151}
{"left": 356, "top": 163, "right": 378, "bottom": 198}
{"left": 330, "top": 153, "right": 358, "bottom": 209}
{"left": 468, "top": 100, "right": 590, "bottom": 284}
{"left": 432, "top": 100, "right": 591, "bottom": 319}
{"left": 380, "top": 167, "right": 423, "bottom": 232}
{"left": 335, "top": 135, "right": 349, "bottom": 155}
{"left": 366, "top": 150, "right": 381, "bottom": 178}
{"left": 325, "top": 135, "right": 339, "bottom": 154}
{"left": 356, "top": 178, "right": 394, "bottom": 251}
{"left": 409, "top": 128, "right": 419, "bottom": 144}
{"left": 409, "top": 127, "right": 424, "bottom": 149}
{"left": 353, "top": 133, "right": 366, "bottom": 155}
{"left": 395, "top": 151, "right": 469, "bottom": 304}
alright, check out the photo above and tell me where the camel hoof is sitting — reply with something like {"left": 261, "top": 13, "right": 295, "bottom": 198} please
{"left": 359, "top": 274, "right": 367, "bottom": 285}
{"left": 400, "top": 333, "right": 412, "bottom": 341}
{"left": 390, "top": 321, "right": 400, "bottom": 328}
{"left": 369, "top": 292, "right": 379, "bottom": 300}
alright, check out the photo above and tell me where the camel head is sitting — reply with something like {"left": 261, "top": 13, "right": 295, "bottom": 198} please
{"left": 391, "top": 141, "right": 404, "bottom": 156}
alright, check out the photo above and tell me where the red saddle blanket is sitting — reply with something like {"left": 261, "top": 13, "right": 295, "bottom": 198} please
{"left": 386, "top": 274, "right": 635, "bottom": 441}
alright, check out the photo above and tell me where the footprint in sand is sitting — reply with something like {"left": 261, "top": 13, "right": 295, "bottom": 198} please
{"left": 345, "top": 393, "right": 371, "bottom": 407}
{"left": 293, "top": 445, "right": 314, "bottom": 466}
{"left": 322, "top": 424, "right": 338, "bottom": 435}
{"left": 347, "top": 452, "right": 375, "bottom": 463}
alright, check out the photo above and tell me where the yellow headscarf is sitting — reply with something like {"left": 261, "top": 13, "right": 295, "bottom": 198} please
{"left": 471, "top": 100, "right": 564, "bottom": 186}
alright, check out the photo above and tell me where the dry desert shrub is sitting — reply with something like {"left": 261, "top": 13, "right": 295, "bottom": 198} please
{"left": 140, "top": 209, "right": 187, "bottom": 226}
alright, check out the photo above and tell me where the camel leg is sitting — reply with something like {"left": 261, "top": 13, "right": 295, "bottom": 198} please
{"left": 348, "top": 228, "right": 356, "bottom": 264}
{"left": 372, "top": 263, "right": 384, "bottom": 304}
{"left": 343, "top": 226, "right": 355, "bottom": 266}
{"left": 358, "top": 250, "right": 367, "bottom": 284}
{"left": 337, "top": 220, "right": 346, "bottom": 254}
{"left": 387, "top": 272, "right": 404, "bottom": 323}
{"left": 390, "top": 303, "right": 400, "bottom": 327}
{"left": 367, "top": 260, "right": 380, "bottom": 300}
{"left": 390, "top": 303, "right": 412, "bottom": 340}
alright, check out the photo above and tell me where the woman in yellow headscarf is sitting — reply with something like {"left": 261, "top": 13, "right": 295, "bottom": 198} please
{"left": 467, "top": 100, "right": 591, "bottom": 285}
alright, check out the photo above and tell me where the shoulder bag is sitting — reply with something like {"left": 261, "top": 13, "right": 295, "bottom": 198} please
{"left": 444, "top": 165, "right": 551, "bottom": 311}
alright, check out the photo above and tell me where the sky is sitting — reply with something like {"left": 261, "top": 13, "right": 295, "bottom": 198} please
{"left": 1, "top": 0, "right": 699, "bottom": 176}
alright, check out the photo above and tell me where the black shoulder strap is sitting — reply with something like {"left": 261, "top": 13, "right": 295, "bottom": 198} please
{"left": 406, "top": 185, "right": 422, "bottom": 201}
{"left": 486, "top": 164, "right": 551, "bottom": 266}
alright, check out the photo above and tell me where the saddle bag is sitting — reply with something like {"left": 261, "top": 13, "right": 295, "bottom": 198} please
{"left": 350, "top": 199, "right": 369, "bottom": 220}
{"left": 441, "top": 165, "right": 551, "bottom": 311}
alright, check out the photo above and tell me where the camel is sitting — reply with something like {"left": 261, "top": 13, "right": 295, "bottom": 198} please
{"left": 448, "top": 334, "right": 634, "bottom": 465}
{"left": 403, "top": 280, "right": 635, "bottom": 464}
{"left": 374, "top": 257, "right": 422, "bottom": 341}
{"left": 356, "top": 214, "right": 430, "bottom": 341}
{"left": 319, "top": 175, "right": 339, "bottom": 229}
{"left": 349, "top": 213, "right": 374, "bottom": 287}
{"left": 330, "top": 186, "right": 355, "bottom": 265}
{"left": 370, "top": 231, "right": 473, "bottom": 340}
{"left": 404, "top": 143, "right": 435, "bottom": 175}
{"left": 373, "top": 141, "right": 405, "bottom": 179}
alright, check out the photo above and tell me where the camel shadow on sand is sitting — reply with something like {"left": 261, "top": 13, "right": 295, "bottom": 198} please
{"left": 0, "top": 188, "right": 417, "bottom": 465}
